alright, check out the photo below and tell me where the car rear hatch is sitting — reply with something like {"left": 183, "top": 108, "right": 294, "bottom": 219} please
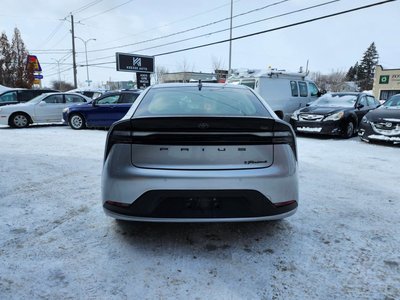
{"left": 105, "top": 116, "right": 296, "bottom": 170}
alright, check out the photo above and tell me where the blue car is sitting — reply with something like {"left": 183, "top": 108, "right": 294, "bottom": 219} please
{"left": 62, "top": 90, "right": 141, "bottom": 129}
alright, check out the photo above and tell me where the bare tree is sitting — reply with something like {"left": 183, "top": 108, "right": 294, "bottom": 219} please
{"left": 310, "top": 70, "right": 348, "bottom": 92}
{"left": 155, "top": 66, "right": 169, "bottom": 83}
{"left": 211, "top": 56, "right": 225, "bottom": 73}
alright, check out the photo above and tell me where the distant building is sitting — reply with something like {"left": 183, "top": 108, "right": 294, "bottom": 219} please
{"left": 373, "top": 65, "right": 400, "bottom": 101}
{"left": 161, "top": 72, "right": 217, "bottom": 83}
{"left": 106, "top": 80, "right": 135, "bottom": 90}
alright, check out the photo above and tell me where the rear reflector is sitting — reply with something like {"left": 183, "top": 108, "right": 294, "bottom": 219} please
{"left": 273, "top": 200, "right": 297, "bottom": 207}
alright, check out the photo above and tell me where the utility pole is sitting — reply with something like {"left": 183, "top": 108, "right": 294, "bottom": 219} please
{"left": 70, "top": 14, "right": 77, "bottom": 88}
{"left": 228, "top": 0, "right": 233, "bottom": 76}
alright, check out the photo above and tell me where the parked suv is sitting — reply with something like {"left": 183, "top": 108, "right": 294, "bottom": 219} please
{"left": 63, "top": 89, "right": 142, "bottom": 129}
{"left": 228, "top": 68, "right": 320, "bottom": 122}
{"left": 0, "top": 88, "right": 58, "bottom": 106}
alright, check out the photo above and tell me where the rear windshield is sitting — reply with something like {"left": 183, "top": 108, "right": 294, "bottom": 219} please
{"left": 134, "top": 86, "right": 270, "bottom": 117}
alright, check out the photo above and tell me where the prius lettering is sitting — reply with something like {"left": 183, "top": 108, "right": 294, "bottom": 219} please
{"left": 158, "top": 147, "right": 248, "bottom": 152}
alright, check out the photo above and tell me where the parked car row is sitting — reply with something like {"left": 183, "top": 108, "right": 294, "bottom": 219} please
{"left": 289, "top": 92, "right": 400, "bottom": 144}
{"left": 0, "top": 89, "right": 142, "bottom": 129}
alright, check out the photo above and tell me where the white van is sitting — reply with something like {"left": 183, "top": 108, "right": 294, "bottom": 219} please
{"left": 228, "top": 69, "right": 320, "bottom": 122}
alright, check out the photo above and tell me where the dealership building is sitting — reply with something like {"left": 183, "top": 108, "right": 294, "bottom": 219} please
{"left": 372, "top": 65, "right": 400, "bottom": 101}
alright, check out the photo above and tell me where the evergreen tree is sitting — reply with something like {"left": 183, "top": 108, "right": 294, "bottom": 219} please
{"left": 0, "top": 28, "right": 33, "bottom": 88}
{"left": 358, "top": 42, "right": 379, "bottom": 90}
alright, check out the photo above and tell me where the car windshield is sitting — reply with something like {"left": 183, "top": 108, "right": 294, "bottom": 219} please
{"left": 134, "top": 86, "right": 269, "bottom": 117}
{"left": 310, "top": 94, "right": 357, "bottom": 108}
{"left": 26, "top": 93, "right": 55, "bottom": 104}
{"left": 382, "top": 95, "right": 400, "bottom": 109}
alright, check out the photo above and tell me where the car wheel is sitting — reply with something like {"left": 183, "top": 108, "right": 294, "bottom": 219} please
{"left": 342, "top": 121, "right": 354, "bottom": 139}
{"left": 69, "top": 114, "right": 86, "bottom": 130}
{"left": 10, "top": 113, "right": 30, "bottom": 128}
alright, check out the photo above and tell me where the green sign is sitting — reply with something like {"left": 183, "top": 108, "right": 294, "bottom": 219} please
{"left": 379, "top": 75, "right": 389, "bottom": 84}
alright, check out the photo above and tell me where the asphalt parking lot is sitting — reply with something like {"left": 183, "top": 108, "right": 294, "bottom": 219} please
{"left": 0, "top": 125, "right": 399, "bottom": 299}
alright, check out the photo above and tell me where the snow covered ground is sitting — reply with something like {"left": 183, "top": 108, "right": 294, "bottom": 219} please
{"left": 0, "top": 125, "right": 399, "bottom": 299}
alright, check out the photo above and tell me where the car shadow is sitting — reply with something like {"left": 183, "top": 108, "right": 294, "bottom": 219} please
{"left": 112, "top": 219, "right": 294, "bottom": 254}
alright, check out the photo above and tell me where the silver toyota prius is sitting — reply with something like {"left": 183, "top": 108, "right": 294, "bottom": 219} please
{"left": 102, "top": 83, "right": 298, "bottom": 222}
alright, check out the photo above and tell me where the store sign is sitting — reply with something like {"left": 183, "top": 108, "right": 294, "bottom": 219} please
{"left": 116, "top": 53, "right": 154, "bottom": 73}
{"left": 27, "top": 55, "right": 42, "bottom": 72}
{"left": 379, "top": 75, "right": 389, "bottom": 84}
{"left": 136, "top": 72, "right": 151, "bottom": 89}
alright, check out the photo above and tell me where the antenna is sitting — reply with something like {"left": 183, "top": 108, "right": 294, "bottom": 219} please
{"left": 198, "top": 79, "right": 202, "bottom": 91}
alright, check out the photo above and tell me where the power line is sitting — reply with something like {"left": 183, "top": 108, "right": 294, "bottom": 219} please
{"left": 85, "top": 0, "right": 291, "bottom": 54}
{"left": 79, "top": 0, "right": 340, "bottom": 64}
{"left": 70, "top": 0, "right": 103, "bottom": 14}
{"left": 84, "top": 0, "right": 395, "bottom": 66}
{"left": 80, "top": 0, "right": 240, "bottom": 47}
{"left": 78, "top": 0, "right": 136, "bottom": 22}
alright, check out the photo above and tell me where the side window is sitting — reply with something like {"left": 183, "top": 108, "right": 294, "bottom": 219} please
{"left": 367, "top": 95, "right": 378, "bottom": 106}
{"left": 308, "top": 82, "right": 319, "bottom": 97}
{"left": 65, "top": 94, "right": 85, "bottom": 103}
{"left": 240, "top": 79, "right": 255, "bottom": 89}
{"left": 120, "top": 93, "right": 139, "bottom": 104}
{"left": 0, "top": 91, "right": 17, "bottom": 103}
{"left": 19, "top": 91, "right": 35, "bottom": 102}
{"left": 97, "top": 95, "right": 120, "bottom": 105}
{"left": 290, "top": 81, "right": 298, "bottom": 97}
{"left": 43, "top": 94, "right": 64, "bottom": 104}
{"left": 298, "top": 81, "right": 308, "bottom": 97}
{"left": 359, "top": 96, "right": 368, "bottom": 107}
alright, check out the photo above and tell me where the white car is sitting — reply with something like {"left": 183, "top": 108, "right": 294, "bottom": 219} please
{"left": 0, "top": 92, "right": 89, "bottom": 128}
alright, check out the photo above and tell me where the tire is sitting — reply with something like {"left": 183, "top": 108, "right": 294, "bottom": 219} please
{"left": 342, "top": 121, "right": 355, "bottom": 139}
{"left": 10, "top": 113, "right": 30, "bottom": 128}
{"left": 69, "top": 114, "right": 86, "bottom": 130}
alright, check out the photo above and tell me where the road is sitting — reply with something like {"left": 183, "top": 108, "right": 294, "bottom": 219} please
{"left": 0, "top": 125, "right": 399, "bottom": 299}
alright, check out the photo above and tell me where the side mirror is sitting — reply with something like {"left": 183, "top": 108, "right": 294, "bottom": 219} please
{"left": 356, "top": 103, "right": 364, "bottom": 109}
{"left": 39, "top": 101, "right": 46, "bottom": 106}
{"left": 91, "top": 100, "right": 97, "bottom": 107}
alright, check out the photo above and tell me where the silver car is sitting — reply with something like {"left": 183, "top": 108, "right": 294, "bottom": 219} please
{"left": 102, "top": 83, "right": 298, "bottom": 222}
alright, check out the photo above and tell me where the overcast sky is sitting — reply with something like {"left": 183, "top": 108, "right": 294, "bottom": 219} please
{"left": 1, "top": 0, "right": 399, "bottom": 88}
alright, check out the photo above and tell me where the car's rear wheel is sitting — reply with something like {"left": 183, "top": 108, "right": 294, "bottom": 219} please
{"left": 10, "top": 113, "right": 30, "bottom": 128}
{"left": 342, "top": 121, "right": 354, "bottom": 139}
{"left": 69, "top": 114, "right": 86, "bottom": 130}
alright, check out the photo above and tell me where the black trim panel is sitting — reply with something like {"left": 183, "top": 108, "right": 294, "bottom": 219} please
{"left": 104, "top": 190, "right": 297, "bottom": 219}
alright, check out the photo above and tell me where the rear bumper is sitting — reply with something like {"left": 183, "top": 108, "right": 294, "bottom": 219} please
{"left": 102, "top": 144, "right": 298, "bottom": 221}
{"left": 104, "top": 189, "right": 297, "bottom": 221}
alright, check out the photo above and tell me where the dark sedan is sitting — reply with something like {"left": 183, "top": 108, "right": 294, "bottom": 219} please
{"left": 62, "top": 89, "right": 141, "bottom": 129}
{"left": 359, "top": 94, "right": 400, "bottom": 144}
{"left": 290, "top": 92, "right": 380, "bottom": 138}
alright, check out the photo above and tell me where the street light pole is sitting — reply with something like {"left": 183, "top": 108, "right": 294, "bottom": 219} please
{"left": 51, "top": 58, "right": 62, "bottom": 90}
{"left": 75, "top": 37, "right": 96, "bottom": 87}
{"left": 228, "top": 0, "right": 233, "bottom": 76}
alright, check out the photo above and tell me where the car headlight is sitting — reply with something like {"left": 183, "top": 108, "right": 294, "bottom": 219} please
{"left": 291, "top": 110, "right": 300, "bottom": 120}
{"left": 324, "top": 111, "right": 344, "bottom": 121}
{"left": 62, "top": 108, "right": 69, "bottom": 113}
{"left": 361, "top": 115, "right": 369, "bottom": 124}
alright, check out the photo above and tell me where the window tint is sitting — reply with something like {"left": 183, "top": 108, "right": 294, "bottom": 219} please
{"left": 65, "top": 94, "right": 85, "bottom": 103}
{"left": 367, "top": 95, "right": 378, "bottom": 106}
{"left": 298, "top": 81, "right": 308, "bottom": 97}
{"left": 240, "top": 79, "right": 255, "bottom": 89}
{"left": 135, "top": 87, "right": 270, "bottom": 117}
{"left": 359, "top": 96, "right": 368, "bottom": 106}
{"left": 308, "top": 82, "right": 319, "bottom": 97}
{"left": 97, "top": 95, "right": 120, "bottom": 105}
{"left": 290, "top": 81, "right": 298, "bottom": 97}
{"left": 0, "top": 91, "right": 17, "bottom": 103}
{"left": 18, "top": 91, "right": 35, "bottom": 102}
{"left": 120, "top": 93, "right": 139, "bottom": 104}
{"left": 43, "top": 94, "right": 64, "bottom": 104}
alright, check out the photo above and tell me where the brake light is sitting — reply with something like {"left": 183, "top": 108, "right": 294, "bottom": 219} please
{"left": 272, "top": 121, "right": 297, "bottom": 160}
{"left": 104, "top": 120, "right": 132, "bottom": 162}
